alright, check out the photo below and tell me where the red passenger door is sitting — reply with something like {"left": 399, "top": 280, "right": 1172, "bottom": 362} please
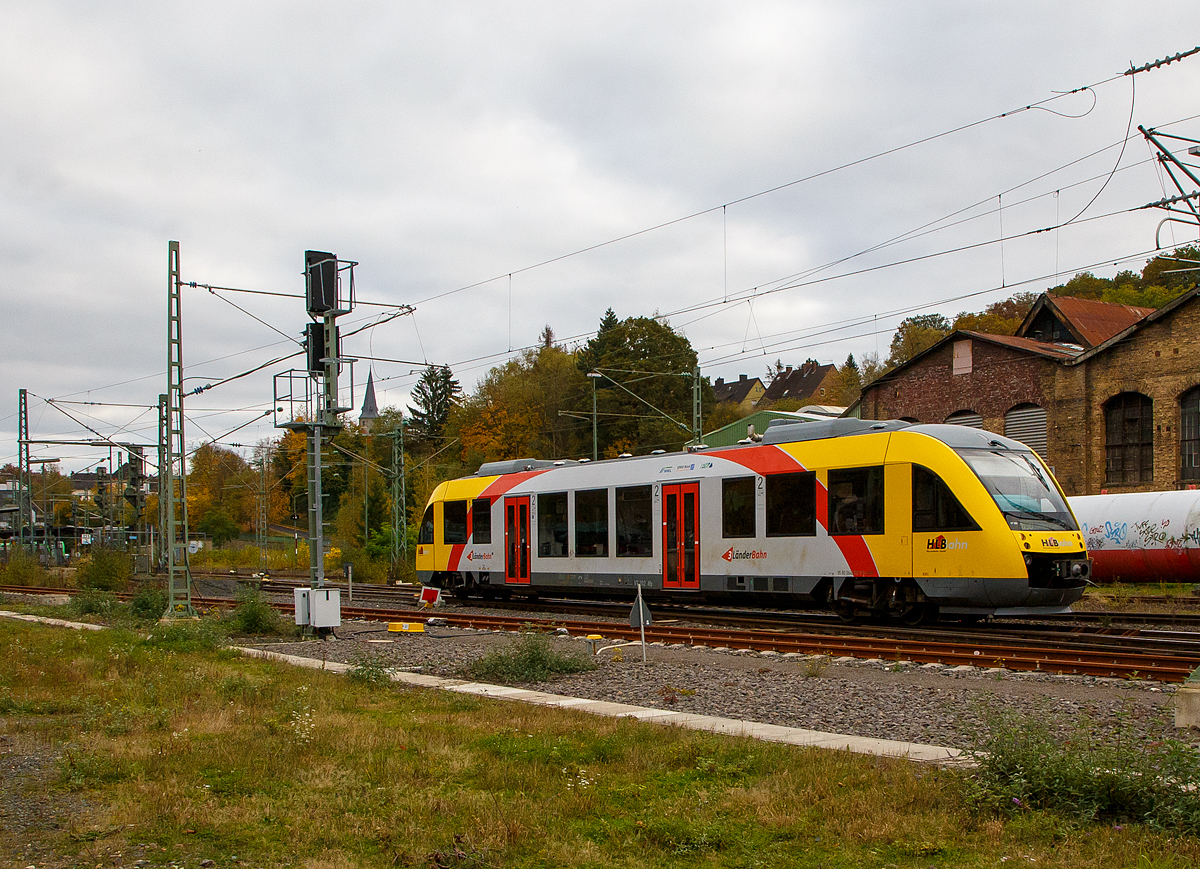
{"left": 662, "top": 482, "right": 700, "bottom": 590}
{"left": 504, "top": 496, "right": 531, "bottom": 584}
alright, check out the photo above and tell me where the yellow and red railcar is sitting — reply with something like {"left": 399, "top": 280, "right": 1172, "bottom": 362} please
{"left": 415, "top": 419, "right": 1088, "bottom": 623}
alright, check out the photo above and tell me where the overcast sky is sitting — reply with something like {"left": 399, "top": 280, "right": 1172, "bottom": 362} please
{"left": 3, "top": 2, "right": 1198, "bottom": 473}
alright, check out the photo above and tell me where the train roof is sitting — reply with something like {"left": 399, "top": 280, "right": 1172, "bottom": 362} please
{"left": 472, "top": 420, "right": 1033, "bottom": 477}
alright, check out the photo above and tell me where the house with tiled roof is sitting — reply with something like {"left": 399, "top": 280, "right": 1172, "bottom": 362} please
{"left": 711, "top": 374, "right": 765, "bottom": 414}
{"left": 760, "top": 360, "right": 838, "bottom": 408}
{"left": 859, "top": 290, "right": 1200, "bottom": 495}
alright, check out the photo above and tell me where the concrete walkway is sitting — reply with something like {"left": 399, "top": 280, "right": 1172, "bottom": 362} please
{"left": 0, "top": 610, "right": 968, "bottom": 765}
{"left": 236, "top": 648, "right": 968, "bottom": 765}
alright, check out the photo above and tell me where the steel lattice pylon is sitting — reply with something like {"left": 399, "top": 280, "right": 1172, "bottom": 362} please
{"left": 17, "top": 389, "right": 32, "bottom": 553}
{"left": 164, "top": 241, "right": 195, "bottom": 617}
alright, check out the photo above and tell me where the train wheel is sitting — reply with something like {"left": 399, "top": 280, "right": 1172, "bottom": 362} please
{"left": 835, "top": 600, "right": 857, "bottom": 623}
{"left": 899, "top": 602, "right": 937, "bottom": 626}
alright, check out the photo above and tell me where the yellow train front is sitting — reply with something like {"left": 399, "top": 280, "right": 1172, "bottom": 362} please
{"left": 415, "top": 419, "right": 1089, "bottom": 623}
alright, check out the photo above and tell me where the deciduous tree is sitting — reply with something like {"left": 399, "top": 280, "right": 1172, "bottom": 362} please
{"left": 885, "top": 314, "right": 951, "bottom": 369}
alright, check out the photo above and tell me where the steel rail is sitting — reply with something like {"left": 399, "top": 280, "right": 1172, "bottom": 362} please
{"left": 6, "top": 585, "right": 1198, "bottom": 680}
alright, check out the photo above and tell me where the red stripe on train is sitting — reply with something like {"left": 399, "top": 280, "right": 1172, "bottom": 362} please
{"left": 726, "top": 446, "right": 879, "bottom": 576}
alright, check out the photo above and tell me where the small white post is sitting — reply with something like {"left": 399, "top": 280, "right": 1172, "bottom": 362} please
{"left": 636, "top": 583, "right": 647, "bottom": 664}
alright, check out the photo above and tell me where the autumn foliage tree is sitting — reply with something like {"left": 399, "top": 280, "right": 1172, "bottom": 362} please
{"left": 449, "top": 344, "right": 588, "bottom": 465}
{"left": 187, "top": 443, "right": 254, "bottom": 543}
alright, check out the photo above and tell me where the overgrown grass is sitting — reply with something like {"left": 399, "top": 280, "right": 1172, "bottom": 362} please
{"left": 4, "top": 616, "right": 1200, "bottom": 867}
{"left": 463, "top": 629, "right": 597, "bottom": 683}
{"left": 347, "top": 651, "right": 393, "bottom": 685}
{"left": 967, "top": 705, "right": 1200, "bottom": 832}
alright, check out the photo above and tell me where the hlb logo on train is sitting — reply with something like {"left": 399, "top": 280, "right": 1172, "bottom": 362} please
{"left": 1041, "top": 537, "right": 1060, "bottom": 548}
{"left": 722, "top": 547, "right": 767, "bottom": 562}
{"left": 927, "top": 535, "right": 967, "bottom": 551}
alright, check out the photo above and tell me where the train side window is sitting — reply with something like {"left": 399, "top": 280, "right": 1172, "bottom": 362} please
{"left": 827, "top": 467, "right": 884, "bottom": 535}
{"left": 418, "top": 505, "right": 434, "bottom": 544}
{"left": 538, "top": 491, "right": 568, "bottom": 557}
{"left": 722, "top": 477, "right": 756, "bottom": 538}
{"left": 443, "top": 500, "right": 468, "bottom": 544}
{"left": 616, "top": 485, "right": 653, "bottom": 556}
{"left": 912, "top": 466, "right": 979, "bottom": 531}
{"left": 575, "top": 488, "right": 609, "bottom": 556}
{"left": 766, "top": 471, "right": 816, "bottom": 536}
{"left": 472, "top": 498, "right": 492, "bottom": 544}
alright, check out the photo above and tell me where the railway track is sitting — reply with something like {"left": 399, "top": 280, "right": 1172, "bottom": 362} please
{"left": 6, "top": 582, "right": 1200, "bottom": 682}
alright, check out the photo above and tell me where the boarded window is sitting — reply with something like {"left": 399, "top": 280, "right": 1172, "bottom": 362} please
{"left": 574, "top": 489, "right": 609, "bottom": 557}
{"left": 766, "top": 472, "right": 816, "bottom": 537}
{"left": 828, "top": 467, "right": 885, "bottom": 535}
{"left": 443, "top": 500, "right": 468, "bottom": 544}
{"left": 952, "top": 340, "right": 972, "bottom": 375}
{"left": 538, "top": 492, "right": 569, "bottom": 557}
{"left": 1004, "top": 403, "right": 1047, "bottom": 458}
{"left": 913, "top": 465, "right": 978, "bottom": 531}
{"left": 616, "top": 485, "right": 653, "bottom": 556}
{"left": 722, "top": 477, "right": 756, "bottom": 538}
{"left": 471, "top": 498, "right": 491, "bottom": 544}
{"left": 1105, "top": 392, "right": 1153, "bottom": 484}
{"left": 1183, "top": 387, "right": 1200, "bottom": 482}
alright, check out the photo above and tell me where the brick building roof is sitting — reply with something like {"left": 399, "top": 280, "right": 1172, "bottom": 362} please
{"left": 761, "top": 361, "right": 836, "bottom": 403}
{"left": 712, "top": 375, "right": 762, "bottom": 405}
{"left": 1017, "top": 295, "right": 1153, "bottom": 348}
{"left": 958, "top": 331, "right": 1083, "bottom": 362}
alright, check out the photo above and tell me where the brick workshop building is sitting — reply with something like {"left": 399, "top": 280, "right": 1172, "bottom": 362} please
{"left": 858, "top": 290, "right": 1200, "bottom": 496}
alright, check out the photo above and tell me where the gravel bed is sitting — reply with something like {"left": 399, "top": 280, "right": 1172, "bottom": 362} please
{"left": 256, "top": 616, "right": 1189, "bottom": 752}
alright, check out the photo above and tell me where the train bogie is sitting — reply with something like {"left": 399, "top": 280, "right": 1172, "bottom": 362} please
{"left": 415, "top": 420, "right": 1089, "bottom": 621}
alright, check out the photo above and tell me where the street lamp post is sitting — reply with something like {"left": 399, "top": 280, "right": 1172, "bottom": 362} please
{"left": 587, "top": 372, "right": 602, "bottom": 461}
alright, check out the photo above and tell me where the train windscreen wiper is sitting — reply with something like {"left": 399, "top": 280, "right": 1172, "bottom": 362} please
{"left": 1002, "top": 508, "right": 1073, "bottom": 531}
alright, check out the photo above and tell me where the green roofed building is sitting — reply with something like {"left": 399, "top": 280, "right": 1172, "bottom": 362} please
{"left": 702, "top": 407, "right": 845, "bottom": 448}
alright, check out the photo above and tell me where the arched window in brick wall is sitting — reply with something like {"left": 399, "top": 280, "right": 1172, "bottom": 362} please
{"left": 1004, "top": 403, "right": 1048, "bottom": 458}
{"left": 944, "top": 410, "right": 983, "bottom": 428}
{"left": 1104, "top": 392, "right": 1153, "bottom": 484}
{"left": 1181, "top": 387, "right": 1200, "bottom": 482}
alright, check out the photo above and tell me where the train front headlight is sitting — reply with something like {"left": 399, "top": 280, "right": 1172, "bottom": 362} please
{"left": 1024, "top": 554, "right": 1033, "bottom": 566}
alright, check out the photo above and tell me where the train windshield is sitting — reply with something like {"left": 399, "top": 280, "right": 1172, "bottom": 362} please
{"left": 957, "top": 448, "right": 1077, "bottom": 532}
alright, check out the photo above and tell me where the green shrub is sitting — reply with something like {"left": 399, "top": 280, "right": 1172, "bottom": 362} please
{"left": 464, "top": 631, "right": 596, "bottom": 684}
{"left": 77, "top": 548, "right": 133, "bottom": 591}
{"left": 0, "top": 550, "right": 52, "bottom": 587}
{"left": 71, "top": 589, "right": 121, "bottom": 617}
{"left": 129, "top": 585, "right": 168, "bottom": 620}
{"left": 967, "top": 705, "right": 1200, "bottom": 832}
{"left": 227, "top": 587, "right": 285, "bottom": 635}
